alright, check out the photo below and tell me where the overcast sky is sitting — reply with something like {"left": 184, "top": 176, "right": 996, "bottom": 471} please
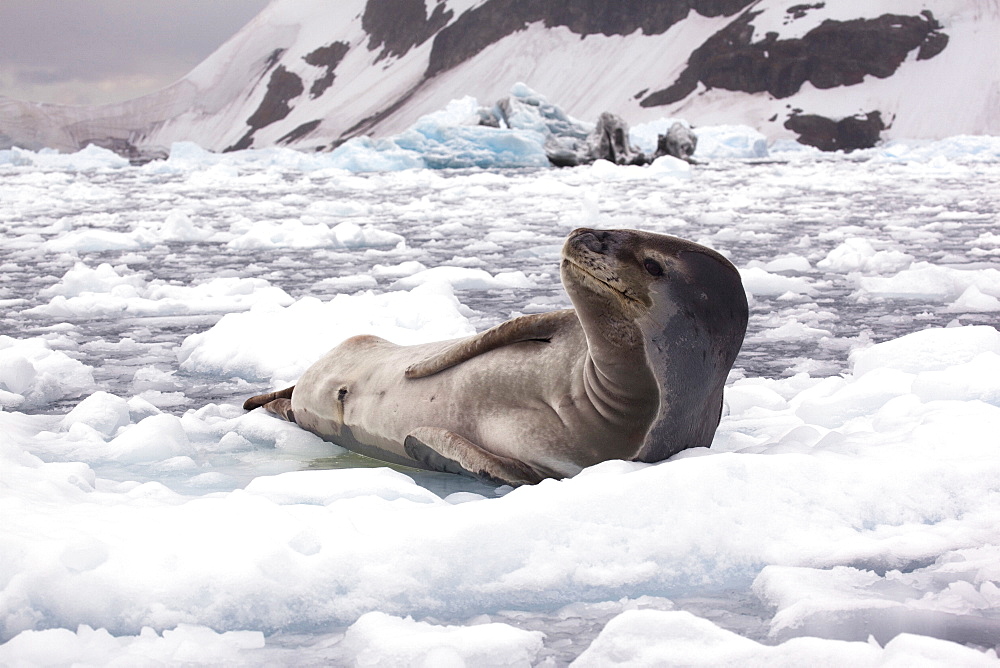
{"left": 0, "top": 0, "right": 270, "bottom": 106}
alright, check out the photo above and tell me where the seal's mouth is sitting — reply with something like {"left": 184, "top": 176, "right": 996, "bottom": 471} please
{"left": 561, "top": 257, "right": 643, "bottom": 306}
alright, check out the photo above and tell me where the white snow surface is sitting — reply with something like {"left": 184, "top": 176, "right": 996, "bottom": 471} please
{"left": 1, "top": 129, "right": 999, "bottom": 665}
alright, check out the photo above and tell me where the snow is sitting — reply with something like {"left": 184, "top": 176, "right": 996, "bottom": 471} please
{"left": 1, "top": 126, "right": 999, "bottom": 665}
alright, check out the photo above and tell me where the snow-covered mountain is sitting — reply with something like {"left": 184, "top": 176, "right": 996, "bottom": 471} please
{"left": 2, "top": 0, "right": 997, "bottom": 156}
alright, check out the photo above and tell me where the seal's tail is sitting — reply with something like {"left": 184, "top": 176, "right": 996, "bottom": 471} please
{"left": 243, "top": 386, "right": 294, "bottom": 411}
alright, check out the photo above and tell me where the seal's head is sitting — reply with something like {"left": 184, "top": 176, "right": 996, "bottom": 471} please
{"left": 561, "top": 228, "right": 748, "bottom": 460}
{"left": 561, "top": 228, "right": 746, "bottom": 340}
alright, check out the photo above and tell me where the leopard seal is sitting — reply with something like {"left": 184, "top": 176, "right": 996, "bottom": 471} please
{"left": 244, "top": 228, "right": 748, "bottom": 485}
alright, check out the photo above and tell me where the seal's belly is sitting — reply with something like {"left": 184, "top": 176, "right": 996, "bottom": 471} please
{"left": 290, "top": 331, "right": 623, "bottom": 475}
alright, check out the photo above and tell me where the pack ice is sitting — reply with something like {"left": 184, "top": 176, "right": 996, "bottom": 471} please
{"left": 1, "top": 103, "right": 999, "bottom": 665}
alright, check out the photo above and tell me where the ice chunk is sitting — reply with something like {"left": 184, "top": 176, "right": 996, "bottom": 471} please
{"left": 316, "top": 274, "right": 379, "bottom": 291}
{"left": 226, "top": 220, "right": 404, "bottom": 250}
{"left": 629, "top": 117, "right": 689, "bottom": 154}
{"left": 337, "top": 612, "right": 544, "bottom": 667}
{"left": 43, "top": 228, "right": 154, "bottom": 253}
{"left": 60, "top": 391, "right": 131, "bottom": 438}
{"left": 792, "top": 368, "right": 913, "bottom": 428}
{"left": 106, "top": 414, "right": 191, "bottom": 464}
{"left": 38, "top": 262, "right": 144, "bottom": 299}
{"left": 573, "top": 609, "right": 995, "bottom": 667}
{"left": 0, "top": 624, "right": 264, "bottom": 666}
{"left": 875, "top": 135, "right": 1000, "bottom": 163}
{"left": 763, "top": 255, "right": 812, "bottom": 273}
{"left": 29, "top": 263, "right": 293, "bottom": 318}
{"left": 725, "top": 382, "right": 789, "bottom": 414}
{"left": 158, "top": 141, "right": 219, "bottom": 171}
{"left": 850, "top": 326, "right": 1000, "bottom": 377}
{"left": 390, "top": 267, "right": 534, "bottom": 291}
{"left": 370, "top": 260, "right": 428, "bottom": 278}
{"left": 326, "top": 136, "right": 425, "bottom": 172}
{"left": 329, "top": 92, "right": 558, "bottom": 170}
{"left": 178, "top": 288, "right": 475, "bottom": 383}
{"left": 647, "top": 155, "right": 692, "bottom": 178}
{"left": 912, "top": 352, "right": 1000, "bottom": 405}
{"left": 855, "top": 262, "right": 1000, "bottom": 302}
{"left": 331, "top": 221, "right": 403, "bottom": 249}
{"left": 0, "top": 336, "right": 95, "bottom": 410}
{"left": 740, "top": 267, "right": 816, "bottom": 297}
{"left": 753, "top": 320, "right": 833, "bottom": 341}
{"left": 817, "top": 239, "right": 913, "bottom": 273}
{"left": 754, "top": 549, "right": 1000, "bottom": 648}
{"left": 154, "top": 210, "right": 215, "bottom": 242}
{"left": 395, "top": 120, "right": 550, "bottom": 170}
{"left": 499, "top": 83, "right": 593, "bottom": 139}
{"left": 694, "top": 125, "right": 769, "bottom": 160}
{"left": 320, "top": 85, "right": 706, "bottom": 172}
{"left": 0, "top": 144, "right": 130, "bottom": 170}
{"left": 949, "top": 285, "right": 1000, "bottom": 312}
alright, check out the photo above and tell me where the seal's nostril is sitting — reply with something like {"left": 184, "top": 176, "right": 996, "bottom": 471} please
{"left": 570, "top": 228, "right": 613, "bottom": 251}
{"left": 579, "top": 231, "right": 605, "bottom": 253}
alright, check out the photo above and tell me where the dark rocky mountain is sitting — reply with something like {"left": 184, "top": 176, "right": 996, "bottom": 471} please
{"left": 1, "top": 0, "right": 995, "bottom": 156}
{"left": 641, "top": 10, "right": 949, "bottom": 105}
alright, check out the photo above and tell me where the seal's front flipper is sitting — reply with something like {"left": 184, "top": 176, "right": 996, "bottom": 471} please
{"left": 403, "top": 427, "right": 544, "bottom": 486}
{"left": 405, "top": 310, "right": 571, "bottom": 379}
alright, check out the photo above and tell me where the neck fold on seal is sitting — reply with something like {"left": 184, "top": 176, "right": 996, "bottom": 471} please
{"left": 562, "top": 264, "right": 660, "bottom": 454}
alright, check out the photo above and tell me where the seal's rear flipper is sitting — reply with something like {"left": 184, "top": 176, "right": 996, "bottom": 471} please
{"left": 243, "top": 386, "right": 294, "bottom": 411}
{"left": 403, "top": 427, "right": 544, "bottom": 486}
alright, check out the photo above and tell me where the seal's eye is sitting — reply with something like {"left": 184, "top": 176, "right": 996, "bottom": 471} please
{"left": 643, "top": 258, "right": 663, "bottom": 277}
